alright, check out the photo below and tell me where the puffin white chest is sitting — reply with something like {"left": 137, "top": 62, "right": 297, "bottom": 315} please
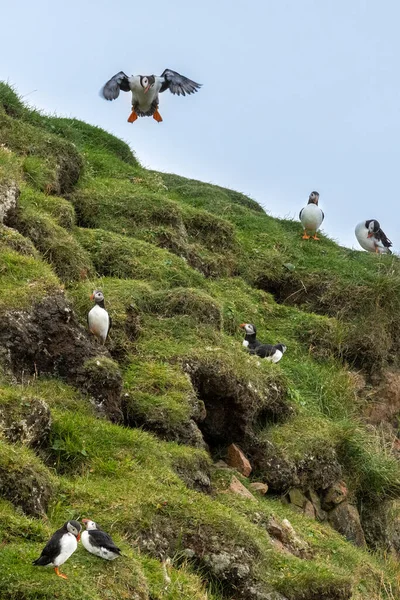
{"left": 131, "top": 80, "right": 160, "bottom": 111}
{"left": 300, "top": 204, "right": 323, "bottom": 231}
{"left": 53, "top": 533, "right": 77, "bottom": 567}
{"left": 88, "top": 304, "right": 109, "bottom": 343}
{"left": 266, "top": 349, "right": 283, "bottom": 364}
{"left": 242, "top": 340, "right": 249, "bottom": 348}
{"left": 354, "top": 222, "right": 387, "bottom": 253}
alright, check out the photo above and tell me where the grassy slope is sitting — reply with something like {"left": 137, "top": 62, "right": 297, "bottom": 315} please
{"left": 1, "top": 82, "right": 400, "bottom": 599}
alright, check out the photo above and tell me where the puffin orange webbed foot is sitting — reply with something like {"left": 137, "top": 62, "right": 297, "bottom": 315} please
{"left": 302, "top": 232, "right": 310, "bottom": 240}
{"left": 127, "top": 111, "right": 138, "bottom": 123}
{"left": 54, "top": 567, "right": 68, "bottom": 580}
{"left": 153, "top": 109, "right": 163, "bottom": 123}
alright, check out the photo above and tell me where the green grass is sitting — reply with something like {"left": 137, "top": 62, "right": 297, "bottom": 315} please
{"left": 1, "top": 81, "right": 400, "bottom": 599}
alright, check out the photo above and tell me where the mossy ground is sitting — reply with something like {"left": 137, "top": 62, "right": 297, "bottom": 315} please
{"left": 1, "top": 82, "right": 400, "bottom": 599}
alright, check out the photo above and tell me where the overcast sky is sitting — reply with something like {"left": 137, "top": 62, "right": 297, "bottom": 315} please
{"left": 2, "top": 0, "right": 400, "bottom": 250}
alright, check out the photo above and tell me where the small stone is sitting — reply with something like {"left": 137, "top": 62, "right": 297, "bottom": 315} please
{"left": 303, "top": 500, "right": 316, "bottom": 519}
{"left": 214, "top": 459, "right": 230, "bottom": 469}
{"left": 227, "top": 476, "right": 256, "bottom": 501}
{"left": 226, "top": 444, "right": 252, "bottom": 477}
{"left": 322, "top": 481, "right": 348, "bottom": 510}
{"left": 288, "top": 488, "right": 307, "bottom": 508}
{"left": 249, "top": 482, "right": 268, "bottom": 495}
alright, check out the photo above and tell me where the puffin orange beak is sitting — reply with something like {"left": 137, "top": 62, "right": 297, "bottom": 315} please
{"left": 82, "top": 518, "right": 89, "bottom": 524}
{"left": 239, "top": 323, "right": 246, "bottom": 329}
{"left": 144, "top": 85, "right": 150, "bottom": 94}
{"left": 90, "top": 294, "right": 94, "bottom": 300}
{"left": 367, "top": 232, "right": 374, "bottom": 238}
{"left": 77, "top": 533, "right": 81, "bottom": 542}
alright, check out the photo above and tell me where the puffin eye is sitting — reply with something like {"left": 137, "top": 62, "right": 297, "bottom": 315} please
{"left": 142, "top": 78, "right": 148, "bottom": 86}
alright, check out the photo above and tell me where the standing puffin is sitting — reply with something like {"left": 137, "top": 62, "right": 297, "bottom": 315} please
{"left": 355, "top": 220, "right": 392, "bottom": 254}
{"left": 81, "top": 519, "right": 122, "bottom": 560}
{"left": 32, "top": 520, "right": 81, "bottom": 579}
{"left": 101, "top": 69, "right": 201, "bottom": 123}
{"left": 299, "top": 191, "right": 324, "bottom": 240}
{"left": 88, "top": 290, "right": 111, "bottom": 344}
{"left": 239, "top": 324, "right": 287, "bottom": 363}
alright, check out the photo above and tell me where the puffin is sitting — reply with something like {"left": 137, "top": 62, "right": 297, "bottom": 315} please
{"left": 88, "top": 290, "right": 111, "bottom": 344}
{"left": 299, "top": 191, "right": 324, "bottom": 240}
{"left": 32, "top": 520, "right": 81, "bottom": 579}
{"left": 355, "top": 220, "right": 392, "bottom": 254}
{"left": 81, "top": 519, "right": 122, "bottom": 560}
{"left": 239, "top": 324, "right": 287, "bottom": 363}
{"left": 101, "top": 69, "right": 201, "bottom": 123}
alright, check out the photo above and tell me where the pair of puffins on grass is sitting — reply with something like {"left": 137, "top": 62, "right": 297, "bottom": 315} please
{"left": 33, "top": 519, "right": 121, "bottom": 579}
{"left": 299, "top": 191, "right": 392, "bottom": 254}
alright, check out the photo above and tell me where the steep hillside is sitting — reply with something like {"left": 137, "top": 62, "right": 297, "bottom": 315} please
{"left": 1, "top": 82, "right": 400, "bottom": 600}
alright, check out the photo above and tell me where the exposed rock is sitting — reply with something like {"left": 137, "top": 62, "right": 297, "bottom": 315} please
{"left": 303, "top": 500, "right": 316, "bottom": 519}
{"left": 0, "top": 182, "right": 19, "bottom": 224}
{"left": 360, "top": 499, "right": 400, "bottom": 553}
{"left": 249, "top": 482, "right": 268, "bottom": 495}
{"left": 80, "top": 357, "right": 123, "bottom": 422}
{"left": 0, "top": 294, "right": 123, "bottom": 422}
{"left": 184, "top": 358, "right": 293, "bottom": 450}
{"left": 328, "top": 502, "right": 366, "bottom": 547}
{"left": 225, "top": 476, "right": 256, "bottom": 501}
{"left": 289, "top": 488, "right": 307, "bottom": 508}
{"left": 297, "top": 447, "right": 342, "bottom": 490}
{"left": 227, "top": 443, "right": 252, "bottom": 476}
{"left": 250, "top": 439, "right": 299, "bottom": 492}
{"left": 0, "top": 396, "right": 51, "bottom": 447}
{"left": 322, "top": 481, "right": 348, "bottom": 510}
{"left": 307, "top": 489, "right": 327, "bottom": 521}
{"left": 266, "top": 517, "right": 312, "bottom": 559}
{"left": 363, "top": 369, "right": 400, "bottom": 430}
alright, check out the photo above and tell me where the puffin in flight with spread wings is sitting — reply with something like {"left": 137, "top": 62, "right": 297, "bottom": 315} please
{"left": 100, "top": 69, "right": 201, "bottom": 123}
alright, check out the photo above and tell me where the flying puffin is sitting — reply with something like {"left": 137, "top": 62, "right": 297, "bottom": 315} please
{"left": 32, "top": 520, "right": 81, "bottom": 579}
{"left": 355, "top": 220, "right": 392, "bottom": 254}
{"left": 239, "top": 324, "right": 287, "bottom": 363}
{"left": 88, "top": 290, "right": 111, "bottom": 344}
{"left": 299, "top": 191, "right": 324, "bottom": 240}
{"left": 81, "top": 519, "right": 122, "bottom": 560}
{"left": 101, "top": 69, "right": 201, "bottom": 123}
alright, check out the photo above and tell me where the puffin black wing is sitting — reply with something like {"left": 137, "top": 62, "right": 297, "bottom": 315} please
{"left": 254, "top": 344, "right": 276, "bottom": 359}
{"left": 33, "top": 530, "right": 62, "bottom": 566}
{"left": 89, "top": 530, "right": 122, "bottom": 554}
{"left": 321, "top": 209, "right": 325, "bottom": 222}
{"left": 101, "top": 72, "right": 131, "bottom": 100}
{"left": 376, "top": 228, "right": 392, "bottom": 249}
{"left": 159, "top": 69, "right": 201, "bottom": 96}
{"left": 299, "top": 208, "right": 304, "bottom": 220}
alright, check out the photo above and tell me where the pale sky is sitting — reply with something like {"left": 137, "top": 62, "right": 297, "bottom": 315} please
{"left": 2, "top": 0, "right": 400, "bottom": 250}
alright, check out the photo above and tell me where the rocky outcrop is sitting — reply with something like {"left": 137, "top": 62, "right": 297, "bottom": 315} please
{"left": 0, "top": 396, "right": 51, "bottom": 447}
{"left": 0, "top": 182, "right": 19, "bottom": 223}
{"left": 225, "top": 475, "right": 256, "bottom": 501}
{"left": 0, "top": 294, "right": 123, "bottom": 421}
{"left": 328, "top": 503, "right": 366, "bottom": 548}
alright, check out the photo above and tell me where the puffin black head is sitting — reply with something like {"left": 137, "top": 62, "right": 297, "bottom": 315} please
{"left": 366, "top": 219, "right": 380, "bottom": 237}
{"left": 140, "top": 75, "right": 156, "bottom": 94}
{"left": 276, "top": 343, "right": 288, "bottom": 353}
{"left": 308, "top": 191, "right": 320, "bottom": 205}
{"left": 90, "top": 290, "right": 105, "bottom": 305}
{"left": 66, "top": 520, "right": 82, "bottom": 541}
{"left": 239, "top": 323, "right": 256, "bottom": 336}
